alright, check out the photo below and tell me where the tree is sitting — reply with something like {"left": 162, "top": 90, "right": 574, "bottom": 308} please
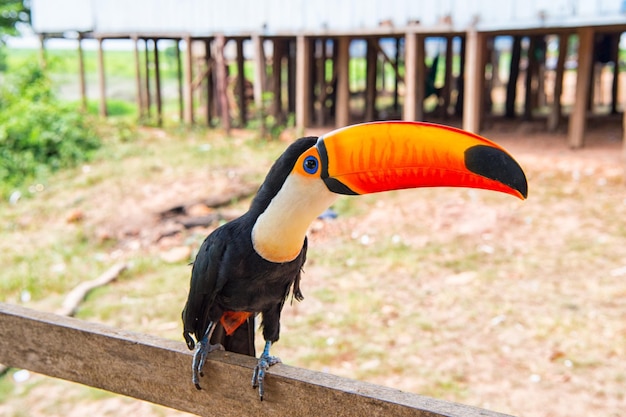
{"left": 0, "top": 0, "right": 30, "bottom": 71}
{"left": 0, "top": 0, "right": 30, "bottom": 44}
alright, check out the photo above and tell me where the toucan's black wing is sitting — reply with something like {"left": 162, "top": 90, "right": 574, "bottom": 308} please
{"left": 182, "top": 229, "right": 227, "bottom": 350}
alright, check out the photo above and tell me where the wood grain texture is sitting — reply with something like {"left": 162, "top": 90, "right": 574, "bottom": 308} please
{"left": 0, "top": 303, "right": 513, "bottom": 417}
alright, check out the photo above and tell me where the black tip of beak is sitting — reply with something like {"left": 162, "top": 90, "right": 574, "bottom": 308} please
{"left": 465, "top": 145, "right": 528, "bottom": 199}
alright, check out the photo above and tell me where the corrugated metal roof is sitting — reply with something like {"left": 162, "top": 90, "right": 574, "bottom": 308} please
{"left": 31, "top": 0, "right": 626, "bottom": 35}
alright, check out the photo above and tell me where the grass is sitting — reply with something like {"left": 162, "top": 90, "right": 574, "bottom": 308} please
{"left": 1, "top": 125, "right": 626, "bottom": 416}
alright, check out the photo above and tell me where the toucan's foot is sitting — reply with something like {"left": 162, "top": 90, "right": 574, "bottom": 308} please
{"left": 192, "top": 339, "right": 224, "bottom": 390}
{"left": 251, "top": 342, "right": 281, "bottom": 401}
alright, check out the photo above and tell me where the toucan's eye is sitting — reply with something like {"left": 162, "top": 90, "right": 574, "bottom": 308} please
{"left": 303, "top": 155, "right": 318, "bottom": 174}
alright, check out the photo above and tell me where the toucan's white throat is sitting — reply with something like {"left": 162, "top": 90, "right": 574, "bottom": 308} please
{"left": 252, "top": 173, "right": 338, "bottom": 263}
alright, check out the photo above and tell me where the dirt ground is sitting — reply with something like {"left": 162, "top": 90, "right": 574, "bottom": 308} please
{"left": 2, "top": 118, "right": 625, "bottom": 417}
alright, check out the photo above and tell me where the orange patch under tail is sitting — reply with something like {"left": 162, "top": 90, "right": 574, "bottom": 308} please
{"left": 220, "top": 311, "right": 253, "bottom": 336}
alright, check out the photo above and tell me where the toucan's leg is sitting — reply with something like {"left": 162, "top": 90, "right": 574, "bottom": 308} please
{"left": 192, "top": 322, "right": 224, "bottom": 390}
{"left": 251, "top": 340, "right": 281, "bottom": 401}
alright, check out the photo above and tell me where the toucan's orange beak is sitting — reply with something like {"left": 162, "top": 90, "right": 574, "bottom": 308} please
{"left": 316, "top": 121, "right": 527, "bottom": 200}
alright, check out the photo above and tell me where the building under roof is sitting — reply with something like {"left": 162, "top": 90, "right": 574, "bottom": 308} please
{"left": 30, "top": 0, "right": 626, "bottom": 148}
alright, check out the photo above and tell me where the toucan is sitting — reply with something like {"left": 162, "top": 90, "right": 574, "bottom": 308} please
{"left": 182, "top": 120, "right": 527, "bottom": 400}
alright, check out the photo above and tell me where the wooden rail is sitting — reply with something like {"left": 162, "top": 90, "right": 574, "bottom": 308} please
{"left": 0, "top": 303, "right": 512, "bottom": 417}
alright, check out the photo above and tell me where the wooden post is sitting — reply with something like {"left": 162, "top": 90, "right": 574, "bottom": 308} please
{"left": 365, "top": 38, "right": 378, "bottom": 121}
{"left": 77, "top": 33, "right": 87, "bottom": 112}
{"left": 505, "top": 35, "right": 521, "bottom": 118}
{"left": 205, "top": 39, "right": 214, "bottom": 126}
{"left": 393, "top": 37, "right": 401, "bottom": 113}
{"left": 287, "top": 40, "right": 296, "bottom": 114}
{"left": 442, "top": 36, "right": 454, "bottom": 118}
{"left": 336, "top": 37, "right": 351, "bottom": 127}
{"left": 38, "top": 34, "right": 46, "bottom": 68}
{"left": 455, "top": 36, "right": 466, "bottom": 117}
{"left": 403, "top": 31, "right": 425, "bottom": 122}
{"left": 272, "top": 39, "right": 284, "bottom": 122}
{"left": 547, "top": 33, "right": 568, "bottom": 132}
{"left": 175, "top": 39, "right": 184, "bottom": 123}
{"left": 236, "top": 38, "right": 247, "bottom": 127}
{"left": 215, "top": 34, "right": 231, "bottom": 133}
{"left": 568, "top": 27, "right": 594, "bottom": 149}
{"left": 295, "top": 35, "right": 312, "bottom": 131}
{"left": 153, "top": 39, "right": 163, "bottom": 127}
{"left": 463, "top": 29, "right": 485, "bottom": 133}
{"left": 403, "top": 32, "right": 417, "bottom": 121}
{"left": 131, "top": 35, "right": 143, "bottom": 120}
{"left": 252, "top": 34, "right": 267, "bottom": 110}
{"left": 523, "top": 36, "right": 537, "bottom": 120}
{"left": 96, "top": 37, "right": 107, "bottom": 117}
{"left": 610, "top": 33, "right": 620, "bottom": 114}
{"left": 144, "top": 39, "right": 152, "bottom": 119}
{"left": 315, "top": 39, "right": 328, "bottom": 126}
{"left": 183, "top": 35, "right": 194, "bottom": 125}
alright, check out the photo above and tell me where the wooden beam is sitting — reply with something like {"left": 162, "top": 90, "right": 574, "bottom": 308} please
{"left": 0, "top": 303, "right": 512, "bottom": 417}
{"left": 547, "top": 33, "right": 568, "bottom": 132}
{"left": 295, "top": 35, "right": 312, "bottom": 131}
{"left": 463, "top": 29, "right": 486, "bottom": 133}
{"left": 153, "top": 39, "right": 163, "bottom": 127}
{"left": 183, "top": 36, "right": 194, "bottom": 125}
{"left": 336, "top": 37, "right": 351, "bottom": 127}
{"left": 77, "top": 34, "right": 87, "bottom": 112}
{"left": 96, "top": 37, "right": 107, "bottom": 117}
{"left": 215, "top": 34, "right": 231, "bottom": 133}
{"left": 568, "top": 27, "right": 595, "bottom": 149}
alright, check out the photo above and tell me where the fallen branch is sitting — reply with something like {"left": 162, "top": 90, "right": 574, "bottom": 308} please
{"left": 57, "top": 262, "right": 129, "bottom": 317}
{"left": 0, "top": 262, "right": 128, "bottom": 377}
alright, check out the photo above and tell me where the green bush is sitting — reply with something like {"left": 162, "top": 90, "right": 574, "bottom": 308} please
{"left": 0, "top": 63, "right": 101, "bottom": 197}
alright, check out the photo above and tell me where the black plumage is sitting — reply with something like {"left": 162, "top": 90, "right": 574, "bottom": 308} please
{"left": 182, "top": 137, "right": 316, "bottom": 375}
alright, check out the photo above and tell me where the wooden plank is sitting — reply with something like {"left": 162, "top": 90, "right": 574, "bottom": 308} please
{"left": 336, "top": 36, "right": 351, "bottom": 127}
{"left": 96, "top": 37, "right": 107, "bottom": 117}
{"left": 523, "top": 36, "right": 537, "bottom": 120}
{"left": 442, "top": 36, "right": 454, "bottom": 118}
{"left": 547, "top": 33, "right": 568, "bottom": 132}
{"left": 272, "top": 39, "right": 284, "bottom": 122}
{"left": 462, "top": 29, "right": 485, "bottom": 133}
{"left": 295, "top": 35, "right": 311, "bottom": 130}
{"left": 0, "top": 303, "right": 512, "bottom": 417}
{"left": 568, "top": 27, "right": 594, "bottom": 149}
{"left": 204, "top": 39, "right": 214, "bottom": 126}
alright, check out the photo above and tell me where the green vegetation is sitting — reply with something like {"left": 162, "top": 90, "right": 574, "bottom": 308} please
{"left": 0, "top": 62, "right": 101, "bottom": 197}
